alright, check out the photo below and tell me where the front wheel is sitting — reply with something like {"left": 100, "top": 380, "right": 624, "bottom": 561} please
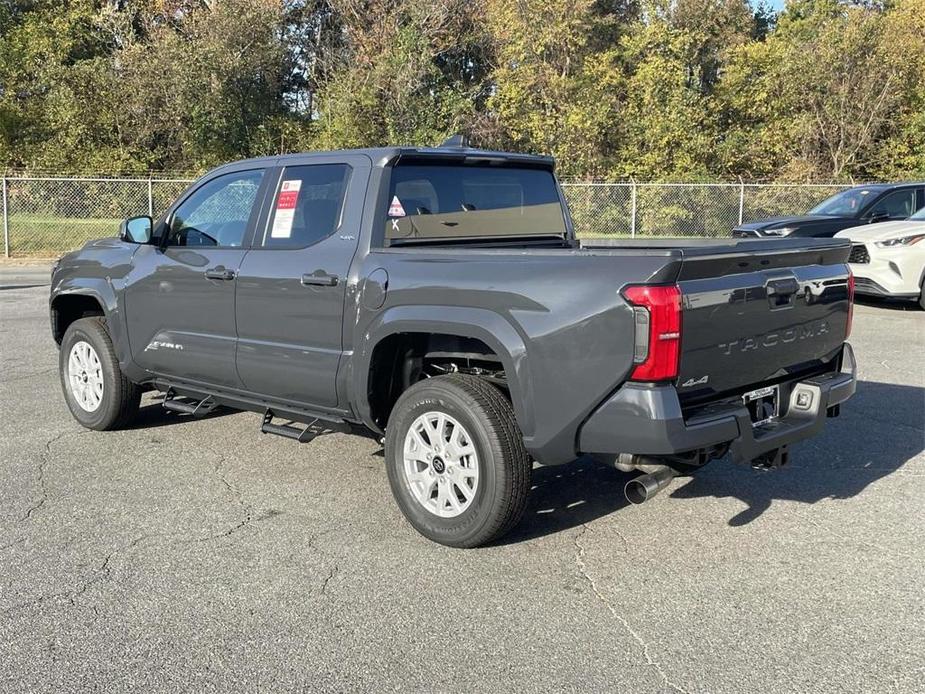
{"left": 59, "top": 317, "right": 141, "bottom": 430}
{"left": 384, "top": 375, "right": 532, "bottom": 548}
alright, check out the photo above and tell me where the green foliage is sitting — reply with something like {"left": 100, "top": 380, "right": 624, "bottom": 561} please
{"left": 311, "top": 1, "right": 488, "bottom": 150}
{"left": 485, "top": 0, "right": 625, "bottom": 179}
{"left": 612, "top": 17, "right": 718, "bottom": 180}
{"left": 0, "top": 0, "right": 921, "bottom": 181}
{"left": 718, "top": 0, "right": 925, "bottom": 181}
{"left": 1, "top": 0, "right": 305, "bottom": 173}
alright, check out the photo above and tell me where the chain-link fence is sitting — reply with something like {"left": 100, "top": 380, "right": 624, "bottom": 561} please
{"left": 0, "top": 175, "right": 856, "bottom": 256}
{"left": 1, "top": 176, "right": 194, "bottom": 256}
{"left": 559, "top": 182, "right": 853, "bottom": 238}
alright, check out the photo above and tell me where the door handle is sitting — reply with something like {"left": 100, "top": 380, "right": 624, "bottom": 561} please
{"left": 204, "top": 266, "right": 236, "bottom": 281}
{"left": 301, "top": 273, "right": 339, "bottom": 287}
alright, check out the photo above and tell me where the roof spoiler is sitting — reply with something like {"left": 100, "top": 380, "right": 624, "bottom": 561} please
{"left": 439, "top": 134, "right": 470, "bottom": 148}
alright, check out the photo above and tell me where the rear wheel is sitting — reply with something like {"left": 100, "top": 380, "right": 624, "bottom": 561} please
{"left": 59, "top": 317, "right": 141, "bottom": 430}
{"left": 918, "top": 280, "right": 925, "bottom": 310}
{"left": 384, "top": 374, "right": 532, "bottom": 548}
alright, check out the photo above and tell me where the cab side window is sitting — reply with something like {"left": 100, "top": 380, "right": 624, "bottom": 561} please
{"left": 870, "top": 189, "right": 917, "bottom": 220}
{"left": 262, "top": 164, "right": 351, "bottom": 248}
{"left": 167, "top": 170, "right": 265, "bottom": 248}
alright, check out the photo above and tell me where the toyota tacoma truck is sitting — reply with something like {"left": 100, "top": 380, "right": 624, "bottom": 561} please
{"left": 49, "top": 142, "right": 857, "bottom": 547}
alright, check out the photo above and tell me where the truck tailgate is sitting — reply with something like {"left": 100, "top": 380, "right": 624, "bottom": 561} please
{"left": 674, "top": 242, "right": 851, "bottom": 403}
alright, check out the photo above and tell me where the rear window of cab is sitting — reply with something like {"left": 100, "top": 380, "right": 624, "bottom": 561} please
{"left": 384, "top": 164, "right": 567, "bottom": 243}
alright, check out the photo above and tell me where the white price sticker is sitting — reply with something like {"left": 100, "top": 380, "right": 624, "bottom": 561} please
{"left": 271, "top": 180, "right": 302, "bottom": 238}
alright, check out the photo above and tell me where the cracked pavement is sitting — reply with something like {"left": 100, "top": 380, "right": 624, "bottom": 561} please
{"left": 1, "top": 266, "right": 924, "bottom": 692}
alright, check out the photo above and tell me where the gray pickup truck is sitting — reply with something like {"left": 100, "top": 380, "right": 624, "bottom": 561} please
{"left": 50, "top": 143, "right": 857, "bottom": 547}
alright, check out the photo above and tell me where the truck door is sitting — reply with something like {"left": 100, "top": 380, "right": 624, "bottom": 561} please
{"left": 125, "top": 168, "right": 268, "bottom": 388}
{"left": 234, "top": 156, "right": 370, "bottom": 409}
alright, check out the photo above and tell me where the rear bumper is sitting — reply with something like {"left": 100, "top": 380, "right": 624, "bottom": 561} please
{"left": 579, "top": 343, "right": 857, "bottom": 465}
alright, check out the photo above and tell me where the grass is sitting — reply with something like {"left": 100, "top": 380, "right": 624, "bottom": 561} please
{"left": 5, "top": 215, "right": 122, "bottom": 256}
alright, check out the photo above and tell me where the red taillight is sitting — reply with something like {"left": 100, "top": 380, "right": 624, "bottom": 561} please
{"left": 846, "top": 268, "right": 855, "bottom": 339}
{"left": 621, "top": 284, "right": 682, "bottom": 382}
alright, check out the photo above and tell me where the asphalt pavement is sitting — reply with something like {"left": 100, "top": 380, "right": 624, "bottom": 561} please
{"left": 1, "top": 264, "right": 923, "bottom": 693}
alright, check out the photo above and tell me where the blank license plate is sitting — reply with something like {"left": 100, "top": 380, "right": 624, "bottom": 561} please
{"left": 742, "top": 385, "right": 779, "bottom": 427}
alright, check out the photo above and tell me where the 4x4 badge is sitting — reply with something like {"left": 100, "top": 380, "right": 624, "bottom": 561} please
{"left": 681, "top": 375, "right": 709, "bottom": 387}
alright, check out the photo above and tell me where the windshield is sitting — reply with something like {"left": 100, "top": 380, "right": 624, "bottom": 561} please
{"left": 809, "top": 188, "right": 880, "bottom": 216}
{"left": 384, "top": 164, "right": 567, "bottom": 242}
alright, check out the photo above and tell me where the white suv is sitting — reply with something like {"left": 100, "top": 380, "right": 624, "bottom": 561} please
{"left": 836, "top": 208, "right": 925, "bottom": 309}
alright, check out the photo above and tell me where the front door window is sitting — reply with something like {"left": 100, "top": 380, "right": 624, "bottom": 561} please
{"left": 869, "top": 189, "right": 917, "bottom": 220}
{"left": 167, "top": 170, "right": 265, "bottom": 247}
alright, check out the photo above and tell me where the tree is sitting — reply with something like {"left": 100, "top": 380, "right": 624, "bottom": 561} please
{"left": 718, "top": 0, "right": 924, "bottom": 181}
{"left": 483, "top": 0, "right": 625, "bottom": 179}
{"left": 1, "top": 0, "right": 305, "bottom": 173}
{"left": 0, "top": 0, "right": 111, "bottom": 169}
{"left": 782, "top": 4, "right": 911, "bottom": 179}
{"left": 666, "top": 0, "right": 756, "bottom": 91}
{"left": 867, "top": 0, "right": 925, "bottom": 179}
{"left": 309, "top": 0, "right": 491, "bottom": 150}
{"left": 0, "top": 0, "right": 921, "bottom": 181}
{"left": 611, "top": 10, "right": 720, "bottom": 180}
{"left": 714, "top": 24, "right": 794, "bottom": 180}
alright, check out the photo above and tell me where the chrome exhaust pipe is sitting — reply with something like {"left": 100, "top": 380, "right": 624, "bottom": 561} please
{"left": 624, "top": 466, "right": 677, "bottom": 505}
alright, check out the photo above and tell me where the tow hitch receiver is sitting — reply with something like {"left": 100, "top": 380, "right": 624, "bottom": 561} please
{"left": 750, "top": 446, "right": 790, "bottom": 470}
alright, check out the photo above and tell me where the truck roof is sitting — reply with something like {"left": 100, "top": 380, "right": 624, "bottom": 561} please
{"left": 207, "top": 146, "right": 556, "bottom": 178}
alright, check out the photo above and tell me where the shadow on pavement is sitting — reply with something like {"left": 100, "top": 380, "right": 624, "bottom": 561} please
{"left": 497, "top": 457, "right": 633, "bottom": 545}
{"left": 855, "top": 295, "right": 921, "bottom": 312}
{"left": 500, "top": 379, "right": 923, "bottom": 542}
{"left": 124, "top": 401, "right": 234, "bottom": 430}
{"left": 672, "top": 380, "right": 924, "bottom": 526}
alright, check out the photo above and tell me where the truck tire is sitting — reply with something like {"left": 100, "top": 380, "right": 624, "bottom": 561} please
{"left": 59, "top": 317, "right": 141, "bottom": 430}
{"left": 919, "top": 280, "right": 925, "bottom": 310}
{"left": 384, "top": 374, "right": 532, "bottom": 548}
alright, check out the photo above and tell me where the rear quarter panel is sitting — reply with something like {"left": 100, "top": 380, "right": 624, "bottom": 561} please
{"left": 350, "top": 247, "right": 679, "bottom": 464}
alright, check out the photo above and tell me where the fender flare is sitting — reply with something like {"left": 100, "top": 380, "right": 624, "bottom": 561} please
{"left": 51, "top": 281, "right": 115, "bottom": 305}
{"left": 354, "top": 305, "right": 534, "bottom": 436}
{"left": 50, "top": 282, "right": 129, "bottom": 364}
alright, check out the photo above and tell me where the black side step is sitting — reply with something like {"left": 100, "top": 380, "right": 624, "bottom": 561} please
{"left": 260, "top": 409, "right": 346, "bottom": 443}
{"left": 162, "top": 389, "right": 217, "bottom": 417}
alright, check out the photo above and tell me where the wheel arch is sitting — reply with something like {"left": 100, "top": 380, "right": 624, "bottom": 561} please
{"left": 50, "top": 290, "right": 109, "bottom": 344}
{"left": 354, "top": 306, "right": 533, "bottom": 436}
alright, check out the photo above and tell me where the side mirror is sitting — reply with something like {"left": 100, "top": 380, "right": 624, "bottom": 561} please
{"left": 119, "top": 215, "right": 153, "bottom": 244}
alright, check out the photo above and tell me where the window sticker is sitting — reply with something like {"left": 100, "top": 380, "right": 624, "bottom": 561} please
{"left": 388, "top": 195, "right": 406, "bottom": 217}
{"left": 271, "top": 180, "right": 302, "bottom": 238}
